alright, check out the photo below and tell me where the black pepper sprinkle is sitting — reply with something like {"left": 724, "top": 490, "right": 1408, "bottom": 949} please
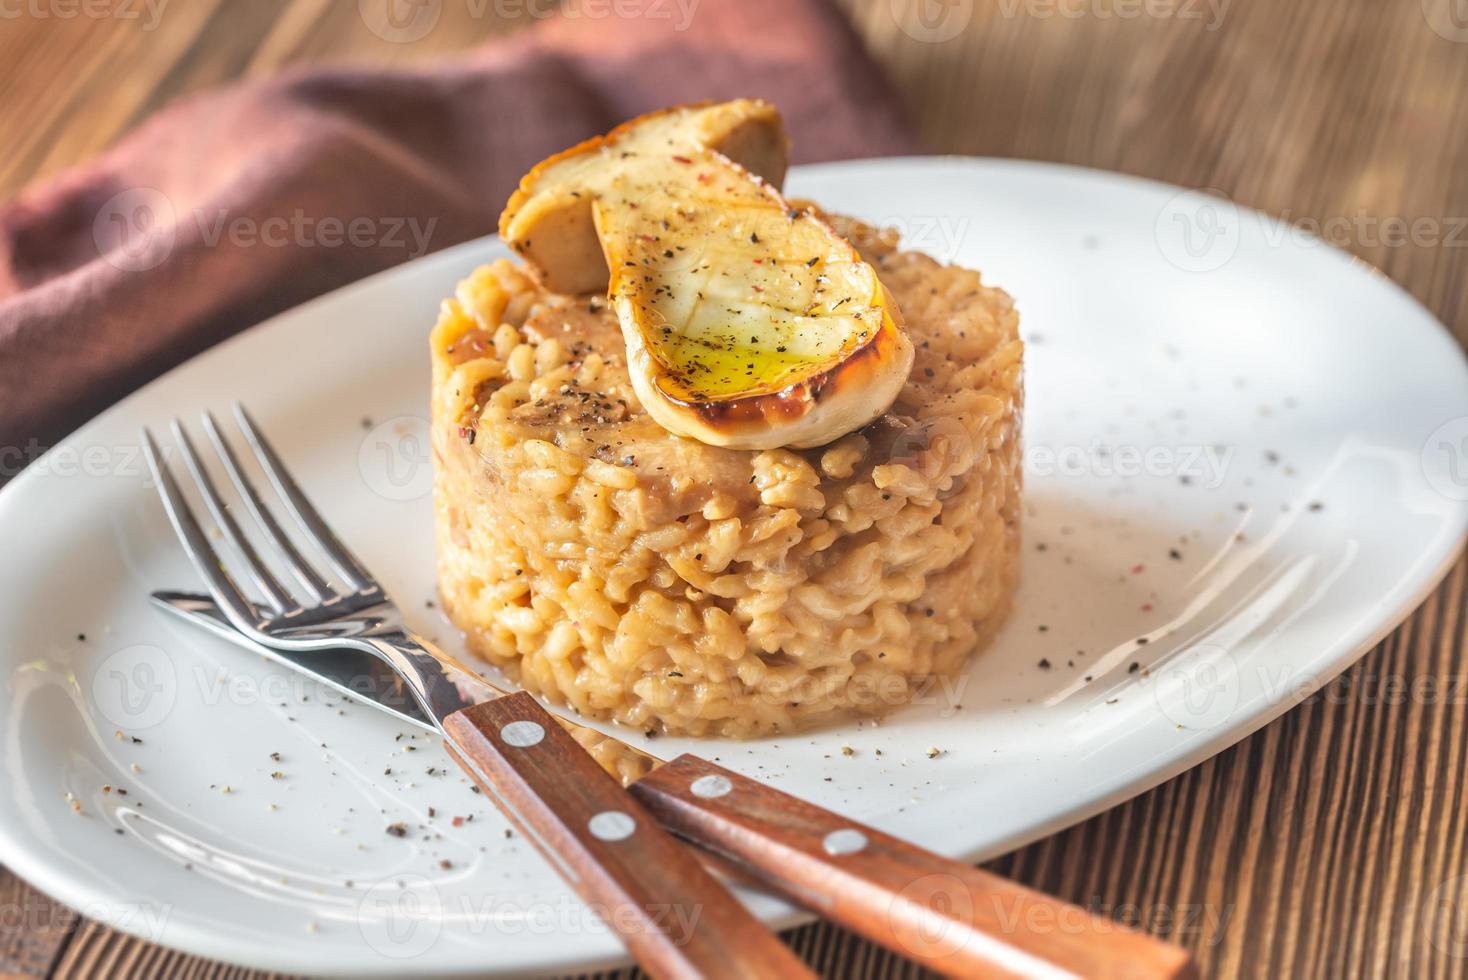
{"left": 1038, "top": 659, "right": 1052, "bottom": 670}
{"left": 386, "top": 823, "right": 408, "bottom": 837}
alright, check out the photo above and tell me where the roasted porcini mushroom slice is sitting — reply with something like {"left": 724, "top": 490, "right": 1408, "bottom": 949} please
{"left": 594, "top": 153, "right": 913, "bottom": 451}
{"left": 499, "top": 99, "right": 789, "bottom": 295}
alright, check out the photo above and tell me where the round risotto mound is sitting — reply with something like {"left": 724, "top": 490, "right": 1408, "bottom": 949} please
{"left": 430, "top": 214, "right": 1023, "bottom": 738}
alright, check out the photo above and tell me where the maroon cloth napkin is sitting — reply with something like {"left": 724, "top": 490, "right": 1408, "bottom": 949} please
{"left": 0, "top": 0, "right": 918, "bottom": 458}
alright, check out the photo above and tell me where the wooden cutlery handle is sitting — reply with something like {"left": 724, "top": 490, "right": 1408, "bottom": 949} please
{"left": 632, "top": 755, "right": 1197, "bottom": 980}
{"left": 441, "top": 694, "right": 812, "bottom": 980}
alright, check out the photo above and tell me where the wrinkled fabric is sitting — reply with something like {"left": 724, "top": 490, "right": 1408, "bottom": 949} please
{"left": 0, "top": 0, "right": 917, "bottom": 453}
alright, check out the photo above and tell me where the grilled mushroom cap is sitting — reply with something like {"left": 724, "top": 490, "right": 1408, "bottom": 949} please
{"left": 594, "top": 152, "right": 912, "bottom": 450}
{"left": 499, "top": 99, "right": 789, "bottom": 296}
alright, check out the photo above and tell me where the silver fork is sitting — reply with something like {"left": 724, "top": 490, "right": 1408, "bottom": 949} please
{"left": 142, "top": 404, "right": 812, "bottom": 980}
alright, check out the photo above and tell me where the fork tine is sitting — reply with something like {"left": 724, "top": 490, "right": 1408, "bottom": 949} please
{"left": 170, "top": 420, "right": 297, "bottom": 616}
{"left": 201, "top": 411, "right": 332, "bottom": 603}
{"left": 232, "top": 403, "right": 377, "bottom": 592}
{"left": 141, "top": 429, "right": 263, "bottom": 629}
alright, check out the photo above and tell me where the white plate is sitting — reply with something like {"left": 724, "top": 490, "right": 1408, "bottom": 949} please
{"left": 1, "top": 158, "right": 1465, "bottom": 977}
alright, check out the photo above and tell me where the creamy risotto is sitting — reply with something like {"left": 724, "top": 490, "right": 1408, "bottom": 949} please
{"left": 431, "top": 214, "right": 1022, "bottom": 738}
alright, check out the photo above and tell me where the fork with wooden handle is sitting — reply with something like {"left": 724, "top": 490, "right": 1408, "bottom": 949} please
{"left": 147, "top": 404, "right": 1195, "bottom": 979}
{"left": 162, "top": 589, "right": 1196, "bottom": 979}
{"left": 143, "top": 409, "right": 811, "bottom": 980}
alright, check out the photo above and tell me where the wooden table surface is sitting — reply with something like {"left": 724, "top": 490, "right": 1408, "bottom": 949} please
{"left": 3, "top": 1, "right": 1467, "bottom": 977}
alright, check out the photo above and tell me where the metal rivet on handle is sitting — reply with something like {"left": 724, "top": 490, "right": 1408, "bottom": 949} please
{"left": 500, "top": 720, "right": 545, "bottom": 747}
{"left": 690, "top": 774, "right": 733, "bottom": 799}
{"left": 823, "top": 828, "right": 868, "bottom": 856}
{"left": 588, "top": 810, "right": 637, "bottom": 842}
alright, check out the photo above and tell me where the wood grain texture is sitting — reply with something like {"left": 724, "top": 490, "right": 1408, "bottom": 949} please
{"left": 3, "top": 1, "right": 1467, "bottom": 978}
